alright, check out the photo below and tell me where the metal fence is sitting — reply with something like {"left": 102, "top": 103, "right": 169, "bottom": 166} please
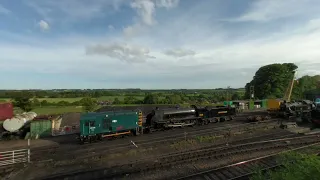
{"left": 0, "top": 149, "right": 30, "bottom": 167}
{"left": 0, "top": 139, "right": 30, "bottom": 167}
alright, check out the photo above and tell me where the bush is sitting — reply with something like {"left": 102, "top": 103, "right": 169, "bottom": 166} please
{"left": 251, "top": 152, "right": 320, "bottom": 180}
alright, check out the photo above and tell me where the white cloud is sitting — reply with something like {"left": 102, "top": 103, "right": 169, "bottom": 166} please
{"left": 164, "top": 48, "right": 196, "bottom": 58}
{"left": 0, "top": 4, "right": 10, "bottom": 14}
{"left": 155, "top": 0, "right": 179, "bottom": 8}
{"left": 2, "top": 0, "right": 320, "bottom": 88}
{"left": 85, "top": 42, "right": 155, "bottom": 63}
{"left": 38, "top": 20, "right": 50, "bottom": 31}
{"left": 123, "top": 0, "right": 179, "bottom": 37}
{"left": 123, "top": 24, "right": 144, "bottom": 38}
{"left": 130, "top": 0, "right": 156, "bottom": 26}
{"left": 233, "top": 0, "right": 320, "bottom": 22}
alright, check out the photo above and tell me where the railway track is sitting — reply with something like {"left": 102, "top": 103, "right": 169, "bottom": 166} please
{"left": 37, "top": 134, "right": 320, "bottom": 180}
{"left": 176, "top": 143, "right": 320, "bottom": 180}
{"left": 32, "top": 120, "right": 280, "bottom": 161}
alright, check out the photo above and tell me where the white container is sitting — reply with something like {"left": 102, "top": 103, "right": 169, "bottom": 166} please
{"left": 3, "top": 112, "right": 37, "bottom": 132}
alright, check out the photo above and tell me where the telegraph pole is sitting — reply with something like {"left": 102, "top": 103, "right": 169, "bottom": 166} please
{"left": 249, "top": 86, "right": 254, "bottom": 110}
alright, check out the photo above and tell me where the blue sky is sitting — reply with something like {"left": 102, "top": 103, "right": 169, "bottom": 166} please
{"left": 1, "top": 0, "right": 320, "bottom": 89}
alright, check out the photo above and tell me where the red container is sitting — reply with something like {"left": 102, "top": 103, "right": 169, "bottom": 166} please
{"left": 0, "top": 103, "right": 14, "bottom": 121}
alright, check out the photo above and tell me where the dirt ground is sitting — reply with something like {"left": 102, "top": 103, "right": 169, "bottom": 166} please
{"left": 2, "top": 126, "right": 300, "bottom": 180}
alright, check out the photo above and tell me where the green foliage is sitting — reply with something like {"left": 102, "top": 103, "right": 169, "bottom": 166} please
{"left": 123, "top": 96, "right": 142, "bottom": 104}
{"left": 81, "top": 97, "right": 96, "bottom": 112}
{"left": 143, "top": 93, "right": 159, "bottom": 104}
{"left": 13, "top": 97, "right": 33, "bottom": 112}
{"left": 245, "top": 63, "right": 320, "bottom": 100}
{"left": 292, "top": 75, "right": 320, "bottom": 100}
{"left": 113, "top": 98, "right": 121, "bottom": 104}
{"left": 245, "top": 63, "right": 298, "bottom": 99}
{"left": 251, "top": 152, "right": 320, "bottom": 180}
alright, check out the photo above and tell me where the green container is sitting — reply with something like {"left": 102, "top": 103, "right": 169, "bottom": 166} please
{"left": 261, "top": 100, "right": 268, "bottom": 108}
{"left": 223, "top": 101, "right": 233, "bottom": 106}
{"left": 80, "top": 111, "right": 140, "bottom": 136}
{"left": 30, "top": 120, "right": 52, "bottom": 138}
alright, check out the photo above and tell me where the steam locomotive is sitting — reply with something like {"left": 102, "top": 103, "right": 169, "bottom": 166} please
{"left": 278, "top": 100, "right": 315, "bottom": 123}
{"left": 144, "top": 105, "right": 236, "bottom": 132}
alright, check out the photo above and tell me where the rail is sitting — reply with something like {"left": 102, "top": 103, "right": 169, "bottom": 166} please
{"left": 0, "top": 149, "right": 30, "bottom": 167}
{"left": 175, "top": 142, "right": 320, "bottom": 180}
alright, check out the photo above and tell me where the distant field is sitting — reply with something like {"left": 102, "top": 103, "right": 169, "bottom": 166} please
{"left": 0, "top": 96, "right": 146, "bottom": 103}
{"left": 31, "top": 104, "right": 169, "bottom": 115}
{"left": 32, "top": 106, "right": 85, "bottom": 115}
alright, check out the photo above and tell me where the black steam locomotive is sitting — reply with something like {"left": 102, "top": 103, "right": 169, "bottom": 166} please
{"left": 144, "top": 105, "right": 236, "bottom": 132}
{"left": 311, "top": 103, "right": 320, "bottom": 126}
{"left": 279, "top": 100, "right": 316, "bottom": 123}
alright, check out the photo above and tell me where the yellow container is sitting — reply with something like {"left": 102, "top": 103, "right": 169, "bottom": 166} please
{"left": 267, "top": 99, "right": 281, "bottom": 110}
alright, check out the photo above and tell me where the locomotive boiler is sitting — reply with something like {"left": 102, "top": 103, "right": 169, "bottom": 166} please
{"left": 144, "top": 105, "right": 237, "bottom": 132}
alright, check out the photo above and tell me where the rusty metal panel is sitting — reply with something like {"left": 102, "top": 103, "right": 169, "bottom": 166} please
{"left": 0, "top": 103, "right": 14, "bottom": 121}
{"left": 51, "top": 113, "right": 80, "bottom": 136}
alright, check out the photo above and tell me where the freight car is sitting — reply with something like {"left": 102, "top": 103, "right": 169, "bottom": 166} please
{"left": 78, "top": 110, "right": 143, "bottom": 144}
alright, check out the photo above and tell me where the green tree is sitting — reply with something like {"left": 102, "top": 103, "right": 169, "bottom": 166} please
{"left": 167, "top": 95, "right": 182, "bottom": 104}
{"left": 245, "top": 63, "right": 298, "bottom": 99}
{"left": 57, "top": 101, "right": 70, "bottom": 106}
{"left": 13, "top": 97, "right": 33, "bottom": 112}
{"left": 123, "top": 96, "right": 139, "bottom": 104}
{"left": 40, "top": 100, "right": 49, "bottom": 106}
{"left": 231, "top": 92, "right": 240, "bottom": 100}
{"left": 32, "top": 97, "right": 40, "bottom": 107}
{"left": 143, "top": 94, "right": 158, "bottom": 104}
{"left": 292, "top": 75, "right": 320, "bottom": 100}
{"left": 80, "top": 97, "right": 96, "bottom": 112}
{"left": 113, "top": 98, "right": 121, "bottom": 104}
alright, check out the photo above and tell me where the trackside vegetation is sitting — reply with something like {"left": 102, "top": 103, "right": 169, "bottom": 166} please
{"left": 251, "top": 152, "right": 320, "bottom": 180}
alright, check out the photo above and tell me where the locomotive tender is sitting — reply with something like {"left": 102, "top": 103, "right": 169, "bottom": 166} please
{"left": 78, "top": 105, "right": 237, "bottom": 144}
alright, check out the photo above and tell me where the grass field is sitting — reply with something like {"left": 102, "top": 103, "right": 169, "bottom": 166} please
{"left": 0, "top": 96, "right": 146, "bottom": 103}
{"left": 32, "top": 106, "right": 85, "bottom": 115}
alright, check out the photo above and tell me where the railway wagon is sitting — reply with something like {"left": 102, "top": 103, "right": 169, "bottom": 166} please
{"left": 78, "top": 110, "right": 143, "bottom": 144}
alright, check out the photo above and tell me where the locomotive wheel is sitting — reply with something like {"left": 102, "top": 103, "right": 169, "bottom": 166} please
{"left": 98, "top": 134, "right": 103, "bottom": 141}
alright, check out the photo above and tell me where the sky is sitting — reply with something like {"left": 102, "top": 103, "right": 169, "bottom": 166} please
{"left": 1, "top": 0, "right": 320, "bottom": 89}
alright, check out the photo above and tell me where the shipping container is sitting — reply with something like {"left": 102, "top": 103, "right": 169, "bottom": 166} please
{"left": 223, "top": 101, "right": 233, "bottom": 106}
{"left": 30, "top": 120, "right": 52, "bottom": 138}
{"left": 261, "top": 100, "right": 268, "bottom": 108}
{"left": 267, "top": 99, "right": 281, "bottom": 110}
{"left": 0, "top": 103, "right": 14, "bottom": 121}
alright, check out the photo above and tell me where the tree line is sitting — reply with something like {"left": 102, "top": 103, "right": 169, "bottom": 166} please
{"left": 10, "top": 91, "right": 245, "bottom": 113}
{"left": 0, "top": 88, "right": 244, "bottom": 99}
{"left": 245, "top": 63, "right": 320, "bottom": 100}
